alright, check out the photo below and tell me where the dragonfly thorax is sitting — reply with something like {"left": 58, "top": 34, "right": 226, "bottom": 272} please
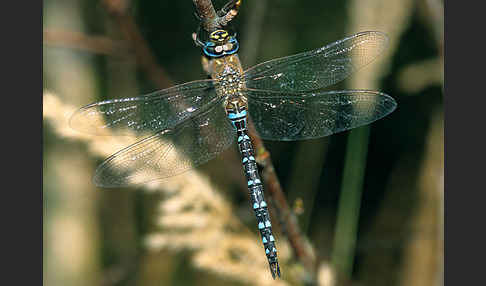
{"left": 221, "top": 68, "right": 247, "bottom": 117}
{"left": 225, "top": 96, "right": 247, "bottom": 114}
{"left": 218, "top": 66, "right": 244, "bottom": 96}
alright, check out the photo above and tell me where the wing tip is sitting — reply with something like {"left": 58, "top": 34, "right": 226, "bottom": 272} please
{"left": 355, "top": 30, "right": 389, "bottom": 43}
{"left": 366, "top": 90, "right": 398, "bottom": 120}
{"left": 68, "top": 107, "right": 86, "bottom": 133}
{"left": 68, "top": 104, "right": 108, "bottom": 135}
{"left": 385, "top": 94, "right": 398, "bottom": 116}
{"left": 92, "top": 163, "right": 118, "bottom": 188}
{"left": 349, "top": 31, "right": 389, "bottom": 64}
{"left": 355, "top": 89, "right": 398, "bottom": 117}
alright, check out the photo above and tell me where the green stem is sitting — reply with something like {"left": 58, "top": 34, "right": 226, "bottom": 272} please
{"left": 287, "top": 139, "right": 329, "bottom": 234}
{"left": 331, "top": 126, "right": 370, "bottom": 280}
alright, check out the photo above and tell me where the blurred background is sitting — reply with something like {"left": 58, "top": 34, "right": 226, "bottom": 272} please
{"left": 43, "top": 0, "right": 443, "bottom": 285}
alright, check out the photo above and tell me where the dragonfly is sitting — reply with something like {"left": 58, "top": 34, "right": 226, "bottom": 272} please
{"left": 70, "top": 25, "right": 396, "bottom": 278}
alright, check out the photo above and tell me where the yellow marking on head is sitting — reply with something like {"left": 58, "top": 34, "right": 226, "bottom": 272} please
{"left": 210, "top": 30, "right": 229, "bottom": 43}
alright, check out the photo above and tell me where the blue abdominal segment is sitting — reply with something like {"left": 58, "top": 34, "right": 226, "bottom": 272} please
{"left": 226, "top": 106, "right": 281, "bottom": 279}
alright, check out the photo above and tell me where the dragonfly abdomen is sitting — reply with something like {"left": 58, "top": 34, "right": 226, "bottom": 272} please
{"left": 227, "top": 109, "right": 281, "bottom": 279}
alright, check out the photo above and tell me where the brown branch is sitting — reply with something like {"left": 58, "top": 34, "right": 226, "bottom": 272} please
{"left": 194, "top": 0, "right": 317, "bottom": 278}
{"left": 101, "top": 0, "right": 173, "bottom": 89}
{"left": 193, "top": 0, "right": 241, "bottom": 31}
{"left": 193, "top": 0, "right": 219, "bottom": 31}
{"left": 43, "top": 29, "right": 127, "bottom": 57}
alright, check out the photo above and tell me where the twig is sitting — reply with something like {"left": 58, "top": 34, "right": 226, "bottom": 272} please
{"left": 193, "top": 0, "right": 218, "bottom": 31}
{"left": 193, "top": 0, "right": 317, "bottom": 278}
{"left": 193, "top": 0, "right": 241, "bottom": 31}
{"left": 43, "top": 29, "right": 126, "bottom": 57}
{"left": 101, "top": 0, "right": 173, "bottom": 89}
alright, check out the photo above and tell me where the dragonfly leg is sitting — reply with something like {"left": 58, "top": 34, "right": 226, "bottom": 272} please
{"left": 219, "top": 0, "right": 241, "bottom": 16}
{"left": 217, "top": 0, "right": 241, "bottom": 26}
{"left": 192, "top": 24, "right": 205, "bottom": 47}
{"left": 200, "top": 56, "right": 211, "bottom": 76}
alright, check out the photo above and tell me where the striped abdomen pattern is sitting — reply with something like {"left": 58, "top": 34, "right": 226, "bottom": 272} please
{"left": 227, "top": 109, "right": 281, "bottom": 279}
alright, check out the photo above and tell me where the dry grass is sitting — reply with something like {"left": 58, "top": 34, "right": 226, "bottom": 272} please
{"left": 43, "top": 90, "right": 292, "bottom": 285}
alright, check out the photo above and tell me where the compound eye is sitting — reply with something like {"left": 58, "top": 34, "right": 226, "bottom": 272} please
{"left": 204, "top": 44, "right": 223, "bottom": 57}
{"left": 215, "top": 46, "right": 223, "bottom": 53}
{"left": 223, "top": 43, "right": 233, "bottom": 51}
{"left": 225, "top": 39, "right": 239, "bottom": 54}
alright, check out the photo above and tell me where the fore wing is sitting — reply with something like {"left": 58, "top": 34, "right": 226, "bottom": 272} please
{"left": 70, "top": 79, "right": 221, "bottom": 136}
{"left": 243, "top": 31, "right": 388, "bottom": 92}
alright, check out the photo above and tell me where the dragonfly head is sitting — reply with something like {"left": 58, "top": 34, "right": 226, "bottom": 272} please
{"left": 202, "top": 29, "right": 239, "bottom": 58}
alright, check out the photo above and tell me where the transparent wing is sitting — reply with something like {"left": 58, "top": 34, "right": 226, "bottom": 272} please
{"left": 246, "top": 89, "right": 396, "bottom": 141}
{"left": 70, "top": 79, "right": 221, "bottom": 135}
{"left": 243, "top": 31, "right": 388, "bottom": 92}
{"left": 93, "top": 101, "right": 236, "bottom": 187}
